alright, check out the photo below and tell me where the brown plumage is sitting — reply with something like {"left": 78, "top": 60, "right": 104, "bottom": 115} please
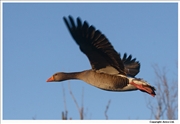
{"left": 47, "top": 16, "right": 156, "bottom": 97}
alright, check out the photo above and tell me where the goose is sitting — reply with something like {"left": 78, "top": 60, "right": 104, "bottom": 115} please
{"left": 47, "top": 16, "right": 156, "bottom": 97}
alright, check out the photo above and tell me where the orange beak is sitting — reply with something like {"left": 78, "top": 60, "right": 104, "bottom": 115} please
{"left": 46, "top": 76, "right": 54, "bottom": 82}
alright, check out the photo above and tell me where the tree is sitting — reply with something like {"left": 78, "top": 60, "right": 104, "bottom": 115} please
{"left": 147, "top": 65, "right": 178, "bottom": 120}
{"left": 61, "top": 82, "right": 111, "bottom": 120}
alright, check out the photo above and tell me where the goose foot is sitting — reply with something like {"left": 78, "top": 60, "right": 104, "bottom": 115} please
{"left": 129, "top": 82, "right": 155, "bottom": 97}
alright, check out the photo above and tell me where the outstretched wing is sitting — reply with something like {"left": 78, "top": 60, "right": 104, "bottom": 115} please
{"left": 63, "top": 16, "right": 126, "bottom": 75}
{"left": 122, "top": 53, "right": 140, "bottom": 77}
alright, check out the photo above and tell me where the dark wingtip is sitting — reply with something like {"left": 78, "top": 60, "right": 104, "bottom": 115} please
{"left": 122, "top": 53, "right": 140, "bottom": 77}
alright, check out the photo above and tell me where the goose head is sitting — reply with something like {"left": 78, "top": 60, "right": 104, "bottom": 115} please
{"left": 46, "top": 72, "right": 66, "bottom": 82}
{"left": 47, "top": 72, "right": 80, "bottom": 82}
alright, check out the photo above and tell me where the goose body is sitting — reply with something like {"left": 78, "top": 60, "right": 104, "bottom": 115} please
{"left": 47, "top": 16, "right": 156, "bottom": 97}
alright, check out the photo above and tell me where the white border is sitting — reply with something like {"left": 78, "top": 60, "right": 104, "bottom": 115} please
{"left": 1, "top": 120, "right": 180, "bottom": 124}
{"left": 0, "top": 0, "right": 179, "bottom": 124}
{"left": 1, "top": 1, "right": 3, "bottom": 124}
{"left": 0, "top": 0, "right": 180, "bottom": 3}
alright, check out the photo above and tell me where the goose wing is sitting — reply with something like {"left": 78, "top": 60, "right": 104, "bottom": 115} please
{"left": 63, "top": 16, "right": 126, "bottom": 75}
{"left": 122, "top": 53, "right": 140, "bottom": 77}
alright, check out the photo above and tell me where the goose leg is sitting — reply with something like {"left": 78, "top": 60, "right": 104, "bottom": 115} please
{"left": 129, "top": 82, "right": 155, "bottom": 97}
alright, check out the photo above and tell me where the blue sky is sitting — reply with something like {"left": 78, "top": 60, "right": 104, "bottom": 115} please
{"left": 2, "top": 2, "right": 178, "bottom": 121}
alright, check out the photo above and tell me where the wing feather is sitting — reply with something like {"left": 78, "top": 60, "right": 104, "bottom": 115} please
{"left": 122, "top": 53, "right": 140, "bottom": 77}
{"left": 63, "top": 16, "right": 126, "bottom": 75}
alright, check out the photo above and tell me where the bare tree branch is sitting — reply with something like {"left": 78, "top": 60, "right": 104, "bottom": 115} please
{"left": 146, "top": 65, "right": 178, "bottom": 120}
{"left": 105, "top": 99, "right": 111, "bottom": 120}
{"left": 61, "top": 83, "right": 68, "bottom": 120}
{"left": 80, "top": 87, "right": 84, "bottom": 120}
{"left": 68, "top": 81, "right": 84, "bottom": 119}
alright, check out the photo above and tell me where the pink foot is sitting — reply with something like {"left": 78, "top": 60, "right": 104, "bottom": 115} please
{"left": 130, "top": 82, "right": 155, "bottom": 97}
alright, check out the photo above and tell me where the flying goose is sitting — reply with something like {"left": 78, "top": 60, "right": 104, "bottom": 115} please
{"left": 47, "top": 16, "right": 156, "bottom": 97}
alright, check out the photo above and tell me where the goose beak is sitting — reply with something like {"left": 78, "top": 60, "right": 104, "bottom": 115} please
{"left": 46, "top": 76, "right": 54, "bottom": 82}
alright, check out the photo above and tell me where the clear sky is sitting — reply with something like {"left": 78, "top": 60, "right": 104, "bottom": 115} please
{"left": 2, "top": 2, "right": 178, "bottom": 121}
